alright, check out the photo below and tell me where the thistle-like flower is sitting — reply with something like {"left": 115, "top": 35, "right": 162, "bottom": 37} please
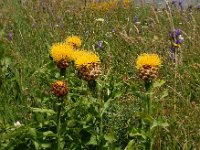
{"left": 50, "top": 42, "right": 73, "bottom": 69}
{"left": 51, "top": 80, "right": 68, "bottom": 97}
{"left": 65, "top": 36, "right": 81, "bottom": 50}
{"left": 136, "top": 53, "right": 161, "bottom": 81}
{"left": 73, "top": 50, "right": 101, "bottom": 81}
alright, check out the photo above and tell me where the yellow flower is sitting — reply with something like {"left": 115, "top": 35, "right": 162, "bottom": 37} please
{"left": 173, "top": 43, "right": 181, "bottom": 48}
{"left": 88, "top": 0, "right": 119, "bottom": 12}
{"left": 123, "top": 0, "right": 130, "bottom": 7}
{"left": 136, "top": 53, "right": 161, "bottom": 70}
{"left": 56, "top": 80, "right": 65, "bottom": 86}
{"left": 50, "top": 42, "right": 73, "bottom": 62}
{"left": 65, "top": 36, "right": 81, "bottom": 49}
{"left": 72, "top": 50, "right": 101, "bottom": 81}
{"left": 74, "top": 50, "right": 100, "bottom": 69}
{"left": 51, "top": 80, "right": 68, "bottom": 97}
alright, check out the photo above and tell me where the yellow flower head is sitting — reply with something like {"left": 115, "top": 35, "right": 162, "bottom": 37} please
{"left": 65, "top": 36, "right": 81, "bottom": 48}
{"left": 56, "top": 80, "right": 65, "bottom": 86}
{"left": 88, "top": 0, "right": 119, "bottom": 12}
{"left": 123, "top": 0, "right": 130, "bottom": 7}
{"left": 136, "top": 53, "right": 161, "bottom": 70}
{"left": 51, "top": 80, "right": 68, "bottom": 97}
{"left": 50, "top": 42, "right": 73, "bottom": 62}
{"left": 74, "top": 50, "right": 100, "bottom": 69}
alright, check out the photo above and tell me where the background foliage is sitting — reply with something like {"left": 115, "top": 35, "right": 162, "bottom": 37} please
{"left": 0, "top": 0, "right": 200, "bottom": 149}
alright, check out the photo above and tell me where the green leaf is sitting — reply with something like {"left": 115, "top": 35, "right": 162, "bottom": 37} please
{"left": 150, "top": 119, "right": 169, "bottom": 130}
{"left": 27, "top": 128, "right": 37, "bottom": 139}
{"left": 41, "top": 143, "right": 52, "bottom": 149}
{"left": 160, "top": 90, "right": 168, "bottom": 99}
{"left": 130, "top": 88, "right": 147, "bottom": 101}
{"left": 129, "top": 132, "right": 147, "bottom": 140}
{"left": 1, "top": 57, "right": 12, "bottom": 67}
{"left": 124, "top": 140, "right": 134, "bottom": 150}
{"left": 152, "top": 80, "right": 165, "bottom": 89}
{"left": 86, "top": 135, "right": 98, "bottom": 145}
{"left": 31, "top": 107, "right": 56, "bottom": 116}
{"left": 67, "top": 120, "right": 77, "bottom": 128}
{"left": 43, "top": 131, "right": 56, "bottom": 137}
{"left": 136, "top": 112, "right": 153, "bottom": 123}
{"left": 104, "top": 132, "right": 117, "bottom": 143}
{"left": 33, "top": 141, "right": 40, "bottom": 150}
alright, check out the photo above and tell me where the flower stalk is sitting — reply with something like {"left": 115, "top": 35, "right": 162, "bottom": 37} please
{"left": 56, "top": 101, "right": 62, "bottom": 150}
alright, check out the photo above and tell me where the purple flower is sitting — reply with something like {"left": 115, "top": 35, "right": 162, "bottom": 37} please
{"left": 179, "top": 0, "right": 184, "bottom": 12}
{"left": 168, "top": 28, "right": 184, "bottom": 63}
{"left": 134, "top": 15, "right": 138, "bottom": 24}
{"left": 175, "top": 29, "right": 181, "bottom": 38}
{"left": 196, "top": 5, "right": 200, "bottom": 11}
{"left": 32, "top": 21, "right": 36, "bottom": 28}
{"left": 172, "top": 0, "right": 177, "bottom": 7}
{"left": 176, "top": 37, "right": 184, "bottom": 44}
{"left": 97, "top": 41, "right": 103, "bottom": 51}
{"left": 170, "top": 46, "right": 176, "bottom": 62}
{"left": 9, "top": 31, "right": 13, "bottom": 41}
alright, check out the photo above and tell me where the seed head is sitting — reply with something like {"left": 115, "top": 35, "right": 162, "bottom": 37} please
{"left": 51, "top": 80, "right": 68, "bottom": 97}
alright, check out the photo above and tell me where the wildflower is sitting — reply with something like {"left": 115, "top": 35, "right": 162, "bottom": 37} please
{"left": 65, "top": 36, "right": 81, "bottom": 49}
{"left": 136, "top": 53, "right": 161, "bottom": 81}
{"left": 168, "top": 28, "right": 184, "bottom": 62}
{"left": 95, "top": 18, "right": 105, "bottom": 22}
{"left": 169, "top": 29, "right": 184, "bottom": 46}
{"left": 88, "top": 0, "right": 119, "bottom": 12}
{"left": 97, "top": 41, "right": 103, "bottom": 51}
{"left": 173, "top": 43, "right": 181, "bottom": 48}
{"left": 51, "top": 80, "right": 68, "bottom": 97}
{"left": 197, "top": 5, "right": 200, "bottom": 11}
{"left": 134, "top": 15, "right": 140, "bottom": 25}
{"left": 14, "top": 121, "right": 22, "bottom": 127}
{"left": 9, "top": 31, "right": 13, "bottom": 41}
{"left": 179, "top": 0, "right": 184, "bottom": 12}
{"left": 123, "top": 0, "right": 130, "bottom": 8}
{"left": 50, "top": 42, "right": 73, "bottom": 62}
{"left": 74, "top": 50, "right": 101, "bottom": 81}
{"left": 50, "top": 42, "right": 73, "bottom": 70}
{"left": 170, "top": 46, "right": 176, "bottom": 62}
{"left": 171, "top": 0, "right": 177, "bottom": 7}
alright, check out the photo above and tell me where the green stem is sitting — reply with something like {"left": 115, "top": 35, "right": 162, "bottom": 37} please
{"left": 147, "top": 94, "right": 151, "bottom": 115}
{"left": 60, "top": 68, "right": 66, "bottom": 77}
{"left": 88, "top": 80, "right": 98, "bottom": 98}
{"left": 144, "top": 80, "right": 153, "bottom": 149}
{"left": 57, "top": 102, "right": 62, "bottom": 150}
{"left": 145, "top": 80, "right": 152, "bottom": 115}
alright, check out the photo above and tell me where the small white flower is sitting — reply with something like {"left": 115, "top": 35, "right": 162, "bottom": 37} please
{"left": 178, "top": 35, "right": 184, "bottom": 41}
{"left": 95, "top": 18, "right": 105, "bottom": 22}
{"left": 14, "top": 121, "right": 22, "bottom": 127}
{"left": 135, "top": 21, "right": 141, "bottom": 25}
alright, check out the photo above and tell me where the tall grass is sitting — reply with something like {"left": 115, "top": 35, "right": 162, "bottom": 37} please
{"left": 0, "top": 0, "right": 200, "bottom": 149}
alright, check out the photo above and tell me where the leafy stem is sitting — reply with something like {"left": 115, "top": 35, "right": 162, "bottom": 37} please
{"left": 57, "top": 101, "right": 63, "bottom": 150}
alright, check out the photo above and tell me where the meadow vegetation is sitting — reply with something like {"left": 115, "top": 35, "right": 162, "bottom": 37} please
{"left": 0, "top": 0, "right": 200, "bottom": 149}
